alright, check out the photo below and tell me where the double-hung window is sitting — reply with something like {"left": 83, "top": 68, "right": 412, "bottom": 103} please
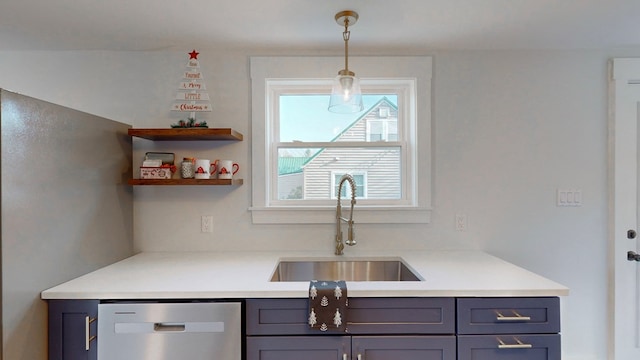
{"left": 250, "top": 56, "right": 432, "bottom": 224}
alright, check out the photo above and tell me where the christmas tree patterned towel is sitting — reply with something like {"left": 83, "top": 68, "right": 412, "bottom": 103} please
{"left": 308, "top": 280, "right": 348, "bottom": 332}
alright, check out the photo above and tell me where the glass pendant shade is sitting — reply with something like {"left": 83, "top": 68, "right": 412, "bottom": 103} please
{"left": 328, "top": 71, "right": 364, "bottom": 113}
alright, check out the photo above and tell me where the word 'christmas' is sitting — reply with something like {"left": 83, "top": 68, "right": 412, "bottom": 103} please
{"left": 178, "top": 103, "right": 208, "bottom": 111}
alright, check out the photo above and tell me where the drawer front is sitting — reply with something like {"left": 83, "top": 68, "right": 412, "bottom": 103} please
{"left": 457, "top": 297, "right": 560, "bottom": 335}
{"left": 457, "top": 334, "right": 560, "bottom": 360}
{"left": 246, "top": 298, "right": 455, "bottom": 335}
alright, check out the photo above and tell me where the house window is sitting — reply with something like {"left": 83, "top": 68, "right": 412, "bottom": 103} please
{"left": 332, "top": 172, "right": 367, "bottom": 199}
{"left": 250, "top": 56, "right": 432, "bottom": 224}
{"left": 367, "top": 118, "right": 398, "bottom": 142}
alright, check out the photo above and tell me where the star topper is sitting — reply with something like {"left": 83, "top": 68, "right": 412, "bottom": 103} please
{"left": 188, "top": 49, "right": 199, "bottom": 60}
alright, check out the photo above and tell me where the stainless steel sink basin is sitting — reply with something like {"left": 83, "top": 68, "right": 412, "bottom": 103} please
{"left": 270, "top": 258, "right": 423, "bottom": 282}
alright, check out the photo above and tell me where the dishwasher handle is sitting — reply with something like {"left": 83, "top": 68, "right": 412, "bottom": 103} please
{"left": 114, "top": 321, "right": 225, "bottom": 334}
{"left": 154, "top": 323, "right": 186, "bottom": 332}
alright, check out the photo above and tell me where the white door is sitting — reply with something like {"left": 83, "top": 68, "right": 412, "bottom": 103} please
{"left": 610, "top": 58, "right": 640, "bottom": 360}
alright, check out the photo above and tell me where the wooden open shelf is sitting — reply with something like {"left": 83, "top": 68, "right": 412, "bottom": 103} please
{"left": 128, "top": 128, "right": 243, "bottom": 141}
{"left": 128, "top": 178, "right": 243, "bottom": 186}
{"left": 128, "top": 127, "right": 243, "bottom": 187}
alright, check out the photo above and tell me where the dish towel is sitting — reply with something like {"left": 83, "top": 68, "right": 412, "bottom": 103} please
{"left": 308, "top": 280, "right": 348, "bottom": 332}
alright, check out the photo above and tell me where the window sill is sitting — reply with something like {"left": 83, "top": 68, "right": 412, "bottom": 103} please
{"left": 249, "top": 206, "right": 432, "bottom": 225}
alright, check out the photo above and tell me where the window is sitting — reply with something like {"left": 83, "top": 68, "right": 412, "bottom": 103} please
{"left": 332, "top": 172, "right": 367, "bottom": 199}
{"left": 250, "top": 56, "right": 432, "bottom": 224}
{"left": 367, "top": 117, "right": 398, "bottom": 142}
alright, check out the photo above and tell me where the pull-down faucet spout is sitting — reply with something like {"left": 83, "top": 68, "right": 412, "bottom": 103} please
{"left": 335, "top": 174, "right": 357, "bottom": 255}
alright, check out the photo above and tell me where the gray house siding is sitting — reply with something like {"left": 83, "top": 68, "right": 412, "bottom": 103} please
{"left": 303, "top": 147, "right": 400, "bottom": 199}
{"left": 302, "top": 100, "right": 400, "bottom": 200}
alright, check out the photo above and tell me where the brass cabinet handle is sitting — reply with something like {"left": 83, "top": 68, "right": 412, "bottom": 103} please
{"left": 497, "top": 337, "right": 533, "bottom": 349}
{"left": 85, "top": 316, "right": 97, "bottom": 351}
{"left": 495, "top": 310, "right": 531, "bottom": 321}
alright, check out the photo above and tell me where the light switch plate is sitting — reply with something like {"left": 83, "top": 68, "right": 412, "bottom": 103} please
{"left": 557, "top": 189, "right": 582, "bottom": 207}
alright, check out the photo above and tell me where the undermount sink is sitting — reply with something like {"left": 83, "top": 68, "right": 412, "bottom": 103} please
{"left": 270, "top": 258, "right": 423, "bottom": 282}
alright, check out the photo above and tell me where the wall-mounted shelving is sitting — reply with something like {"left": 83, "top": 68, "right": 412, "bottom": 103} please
{"left": 128, "top": 128, "right": 244, "bottom": 186}
{"left": 128, "top": 128, "right": 243, "bottom": 141}
{"left": 128, "top": 178, "right": 243, "bottom": 186}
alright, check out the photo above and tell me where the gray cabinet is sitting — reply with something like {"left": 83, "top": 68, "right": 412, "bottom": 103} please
{"left": 247, "top": 335, "right": 456, "bottom": 360}
{"left": 458, "top": 334, "right": 560, "bottom": 360}
{"left": 457, "top": 297, "right": 561, "bottom": 360}
{"left": 247, "top": 336, "right": 350, "bottom": 360}
{"left": 246, "top": 297, "right": 455, "bottom": 335}
{"left": 48, "top": 300, "right": 98, "bottom": 360}
{"left": 48, "top": 296, "right": 561, "bottom": 360}
{"left": 353, "top": 336, "right": 456, "bottom": 360}
{"left": 246, "top": 298, "right": 456, "bottom": 360}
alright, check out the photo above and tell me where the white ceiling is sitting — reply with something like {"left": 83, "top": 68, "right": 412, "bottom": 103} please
{"left": 2, "top": 0, "right": 640, "bottom": 52}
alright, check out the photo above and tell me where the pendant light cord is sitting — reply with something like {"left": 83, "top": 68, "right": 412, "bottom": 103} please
{"left": 343, "top": 19, "right": 350, "bottom": 73}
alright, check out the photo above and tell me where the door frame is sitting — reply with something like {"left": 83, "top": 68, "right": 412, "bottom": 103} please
{"left": 609, "top": 58, "right": 640, "bottom": 360}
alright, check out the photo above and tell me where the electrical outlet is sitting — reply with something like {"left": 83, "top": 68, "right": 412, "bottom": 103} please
{"left": 201, "top": 215, "right": 214, "bottom": 233}
{"left": 455, "top": 214, "right": 467, "bottom": 231}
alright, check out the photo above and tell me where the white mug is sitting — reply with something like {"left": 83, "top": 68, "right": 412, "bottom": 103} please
{"left": 194, "top": 159, "right": 216, "bottom": 179}
{"left": 215, "top": 160, "right": 239, "bottom": 179}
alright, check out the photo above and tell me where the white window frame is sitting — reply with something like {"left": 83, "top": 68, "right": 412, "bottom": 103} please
{"left": 270, "top": 80, "right": 409, "bottom": 207}
{"left": 250, "top": 56, "right": 432, "bottom": 224}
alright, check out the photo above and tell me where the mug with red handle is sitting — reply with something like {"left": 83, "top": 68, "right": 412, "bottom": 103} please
{"left": 215, "top": 159, "right": 239, "bottom": 179}
{"left": 194, "top": 159, "right": 216, "bottom": 179}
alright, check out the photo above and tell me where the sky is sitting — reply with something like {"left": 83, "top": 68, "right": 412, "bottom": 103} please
{"left": 279, "top": 94, "right": 397, "bottom": 142}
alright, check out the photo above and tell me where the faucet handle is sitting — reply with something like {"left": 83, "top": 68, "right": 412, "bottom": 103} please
{"left": 346, "top": 227, "right": 356, "bottom": 246}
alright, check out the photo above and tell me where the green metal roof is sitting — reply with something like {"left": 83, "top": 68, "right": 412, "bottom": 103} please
{"left": 278, "top": 156, "right": 310, "bottom": 175}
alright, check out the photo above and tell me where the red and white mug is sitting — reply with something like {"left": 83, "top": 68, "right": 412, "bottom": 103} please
{"left": 214, "top": 159, "right": 239, "bottom": 179}
{"left": 194, "top": 159, "right": 216, "bottom": 179}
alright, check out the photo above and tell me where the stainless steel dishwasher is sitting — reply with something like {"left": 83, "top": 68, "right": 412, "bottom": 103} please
{"left": 98, "top": 301, "right": 241, "bottom": 360}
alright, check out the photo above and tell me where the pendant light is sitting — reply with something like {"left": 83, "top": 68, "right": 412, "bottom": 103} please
{"left": 328, "top": 10, "right": 364, "bottom": 114}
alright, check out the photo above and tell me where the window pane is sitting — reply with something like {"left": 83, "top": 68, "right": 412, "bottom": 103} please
{"left": 388, "top": 120, "right": 398, "bottom": 140}
{"left": 277, "top": 148, "right": 321, "bottom": 200}
{"left": 368, "top": 121, "right": 383, "bottom": 142}
{"left": 277, "top": 147, "right": 401, "bottom": 200}
{"left": 279, "top": 94, "right": 398, "bottom": 142}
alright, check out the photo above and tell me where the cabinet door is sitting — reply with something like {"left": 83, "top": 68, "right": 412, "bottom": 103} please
{"left": 353, "top": 336, "right": 456, "bottom": 360}
{"left": 247, "top": 336, "right": 350, "bottom": 360}
{"left": 48, "top": 300, "right": 99, "bottom": 360}
{"left": 458, "top": 334, "right": 560, "bottom": 360}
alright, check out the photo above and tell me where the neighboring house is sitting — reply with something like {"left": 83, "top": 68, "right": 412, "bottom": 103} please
{"left": 278, "top": 97, "right": 400, "bottom": 200}
{"left": 278, "top": 156, "right": 308, "bottom": 199}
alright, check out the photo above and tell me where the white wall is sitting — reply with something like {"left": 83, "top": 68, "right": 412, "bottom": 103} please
{"left": 0, "top": 48, "right": 625, "bottom": 359}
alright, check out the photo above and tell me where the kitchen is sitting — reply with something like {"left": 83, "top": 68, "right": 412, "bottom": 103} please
{"left": 2, "top": 1, "right": 639, "bottom": 360}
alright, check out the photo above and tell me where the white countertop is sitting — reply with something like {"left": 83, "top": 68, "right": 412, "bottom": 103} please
{"left": 40, "top": 250, "right": 568, "bottom": 299}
